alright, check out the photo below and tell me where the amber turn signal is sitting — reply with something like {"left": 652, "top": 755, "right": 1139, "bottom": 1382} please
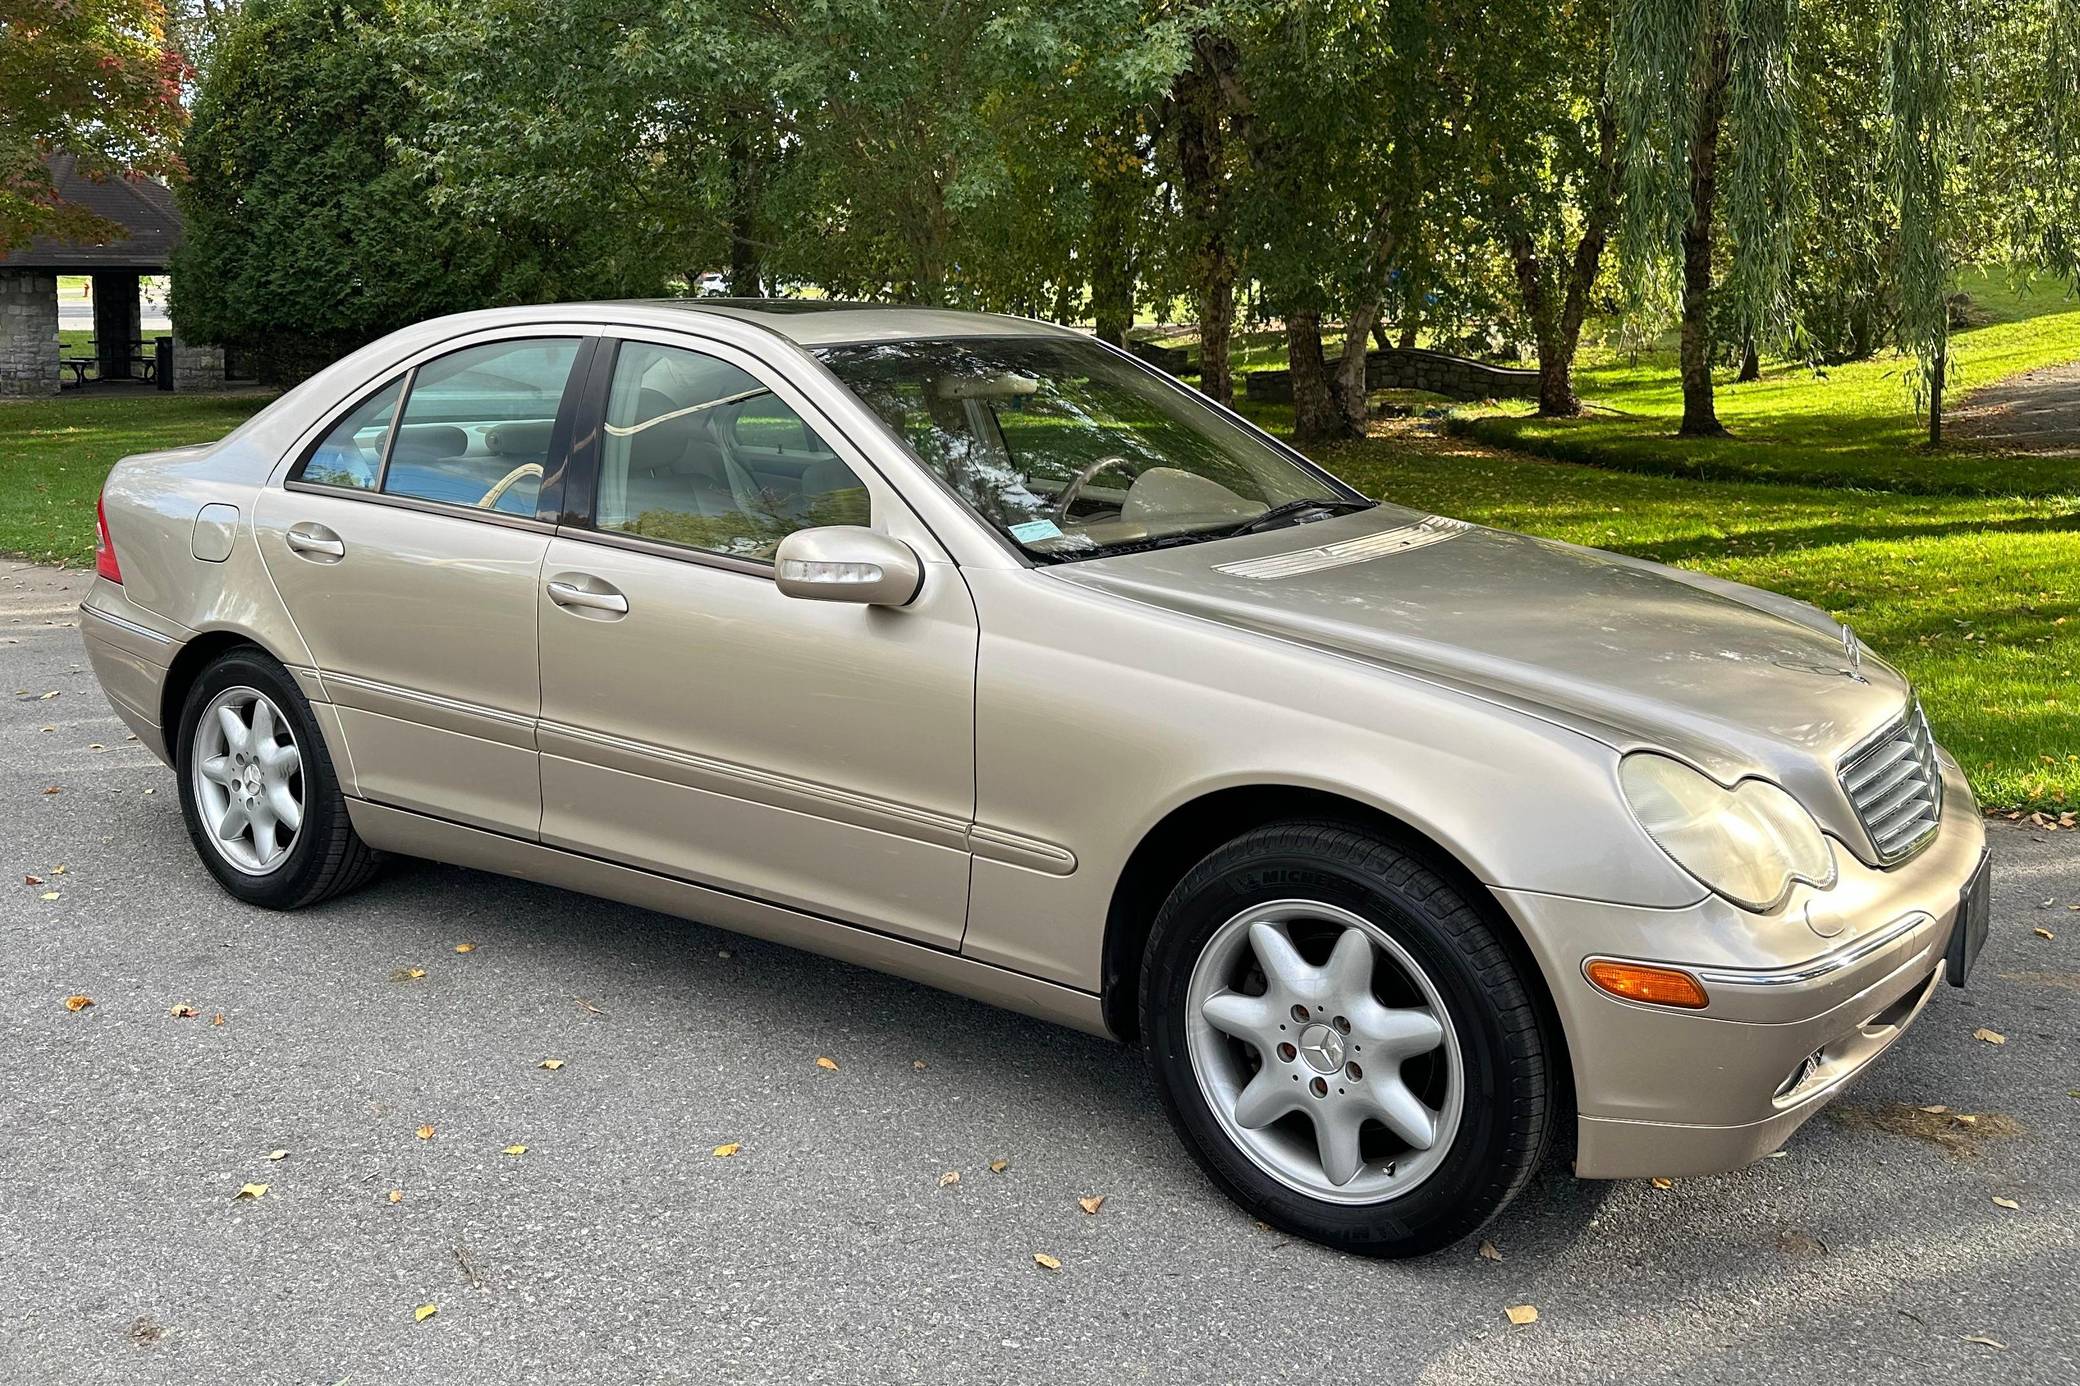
{"left": 1584, "top": 959, "right": 1710, "bottom": 1009}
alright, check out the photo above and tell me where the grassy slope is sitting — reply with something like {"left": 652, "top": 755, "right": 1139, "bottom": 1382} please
{"left": 1, "top": 386, "right": 2071, "bottom": 809}
{"left": 1458, "top": 267, "right": 2080, "bottom": 496}
{"left": 0, "top": 394, "right": 270, "bottom": 567}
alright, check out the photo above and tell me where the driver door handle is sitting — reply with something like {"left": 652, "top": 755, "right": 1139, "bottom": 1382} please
{"left": 546, "top": 578, "right": 629, "bottom": 615}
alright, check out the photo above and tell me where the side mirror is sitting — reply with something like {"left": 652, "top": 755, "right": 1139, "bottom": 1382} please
{"left": 773, "top": 526, "right": 924, "bottom": 607}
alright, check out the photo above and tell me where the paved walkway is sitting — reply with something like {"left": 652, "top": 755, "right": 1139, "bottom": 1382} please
{"left": 1950, "top": 360, "right": 2080, "bottom": 455}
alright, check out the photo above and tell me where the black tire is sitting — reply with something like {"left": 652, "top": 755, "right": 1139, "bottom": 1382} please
{"left": 1140, "top": 820, "right": 1553, "bottom": 1257}
{"left": 174, "top": 647, "right": 381, "bottom": 908}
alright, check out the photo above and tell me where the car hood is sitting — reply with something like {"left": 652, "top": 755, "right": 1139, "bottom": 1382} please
{"left": 1053, "top": 504, "right": 1913, "bottom": 787}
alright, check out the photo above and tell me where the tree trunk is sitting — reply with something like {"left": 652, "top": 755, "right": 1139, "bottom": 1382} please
{"left": 1172, "top": 39, "right": 1237, "bottom": 408}
{"left": 725, "top": 129, "right": 763, "bottom": 297}
{"left": 1737, "top": 335, "right": 1760, "bottom": 382}
{"left": 1333, "top": 300, "right": 1382, "bottom": 434}
{"left": 1511, "top": 234, "right": 1576, "bottom": 417}
{"left": 1928, "top": 340, "right": 1945, "bottom": 446}
{"left": 1089, "top": 150, "right": 1136, "bottom": 347}
{"left": 1371, "top": 319, "right": 1392, "bottom": 351}
{"left": 1397, "top": 320, "right": 1418, "bottom": 350}
{"left": 1678, "top": 28, "right": 1733, "bottom": 437}
{"left": 1286, "top": 311, "right": 1351, "bottom": 443}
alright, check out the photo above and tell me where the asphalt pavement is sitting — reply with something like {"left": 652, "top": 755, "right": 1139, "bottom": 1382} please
{"left": 4, "top": 561, "right": 2076, "bottom": 1384}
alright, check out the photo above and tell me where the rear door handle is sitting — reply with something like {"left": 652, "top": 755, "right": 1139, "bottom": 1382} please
{"left": 285, "top": 523, "right": 345, "bottom": 560}
{"left": 546, "top": 578, "right": 629, "bottom": 615}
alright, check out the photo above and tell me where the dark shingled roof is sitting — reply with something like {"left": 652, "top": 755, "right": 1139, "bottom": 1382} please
{"left": 0, "top": 154, "right": 181, "bottom": 272}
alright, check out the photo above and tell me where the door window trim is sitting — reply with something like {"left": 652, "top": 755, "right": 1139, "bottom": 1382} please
{"left": 283, "top": 333, "right": 599, "bottom": 531}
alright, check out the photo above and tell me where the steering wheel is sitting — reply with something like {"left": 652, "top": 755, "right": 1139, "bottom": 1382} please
{"left": 477, "top": 462, "right": 543, "bottom": 510}
{"left": 1051, "top": 455, "right": 1136, "bottom": 523}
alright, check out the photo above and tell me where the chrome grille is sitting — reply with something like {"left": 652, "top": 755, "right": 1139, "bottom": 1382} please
{"left": 1839, "top": 702, "right": 1942, "bottom": 863}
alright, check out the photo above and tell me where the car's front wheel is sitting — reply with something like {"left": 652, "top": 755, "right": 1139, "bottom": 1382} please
{"left": 174, "top": 647, "right": 380, "bottom": 908}
{"left": 1141, "top": 821, "right": 1555, "bottom": 1257}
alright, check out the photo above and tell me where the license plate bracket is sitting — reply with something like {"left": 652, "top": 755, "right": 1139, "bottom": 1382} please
{"left": 1946, "top": 850, "right": 1991, "bottom": 988}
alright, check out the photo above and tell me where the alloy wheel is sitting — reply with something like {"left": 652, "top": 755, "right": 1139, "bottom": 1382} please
{"left": 1184, "top": 899, "right": 1464, "bottom": 1203}
{"left": 190, "top": 685, "right": 305, "bottom": 876}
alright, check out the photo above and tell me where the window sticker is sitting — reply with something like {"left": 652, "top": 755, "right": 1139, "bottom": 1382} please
{"left": 1009, "top": 518, "right": 1064, "bottom": 543}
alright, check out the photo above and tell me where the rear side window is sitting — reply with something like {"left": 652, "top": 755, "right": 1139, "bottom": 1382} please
{"left": 381, "top": 339, "right": 580, "bottom": 515}
{"left": 301, "top": 378, "right": 400, "bottom": 491}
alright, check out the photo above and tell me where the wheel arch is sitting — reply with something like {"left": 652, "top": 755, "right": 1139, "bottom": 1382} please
{"left": 1099, "top": 784, "right": 1573, "bottom": 1121}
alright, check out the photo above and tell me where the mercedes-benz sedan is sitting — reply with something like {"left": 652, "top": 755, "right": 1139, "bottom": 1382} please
{"left": 80, "top": 301, "right": 1989, "bottom": 1256}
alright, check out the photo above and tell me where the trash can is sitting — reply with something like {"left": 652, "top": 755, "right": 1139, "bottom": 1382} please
{"left": 156, "top": 337, "right": 173, "bottom": 392}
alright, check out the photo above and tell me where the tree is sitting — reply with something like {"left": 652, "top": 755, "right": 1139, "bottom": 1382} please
{"left": 0, "top": 0, "right": 186, "bottom": 253}
{"left": 1612, "top": 0, "right": 1801, "bottom": 436}
{"left": 1466, "top": 0, "right": 1620, "bottom": 416}
{"left": 1888, "top": 0, "right": 1961, "bottom": 445}
{"left": 174, "top": 0, "right": 651, "bottom": 380}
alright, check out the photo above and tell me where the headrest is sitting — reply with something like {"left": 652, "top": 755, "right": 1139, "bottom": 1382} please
{"left": 389, "top": 424, "right": 469, "bottom": 464}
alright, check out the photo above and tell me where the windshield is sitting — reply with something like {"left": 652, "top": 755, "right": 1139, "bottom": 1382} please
{"left": 815, "top": 336, "right": 1366, "bottom": 559}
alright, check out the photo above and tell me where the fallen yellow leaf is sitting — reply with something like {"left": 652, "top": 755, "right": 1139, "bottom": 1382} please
{"left": 1650, "top": 1177, "right": 1674, "bottom": 1190}
{"left": 413, "top": 1303, "right": 438, "bottom": 1323}
{"left": 1478, "top": 1240, "right": 1503, "bottom": 1262}
{"left": 1974, "top": 1028, "right": 2006, "bottom": 1045}
{"left": 1918, "top": 1104, "right": 1949, "bottom": 1114}
{"left": 1992, "top": 1195, "right": 2020, "bottom": 1209}
{"left": 234, "top": 1183, "right": 268, "bottom": 1200}
{"left": 50, "top": 865, "right": 65, "bottom": 875}
{"left": 39, "top": 891, "right": 59, "bottom": 901}
{"left": 63, "top": 994, "right": 93, "bottom": 1012}
{"left": 268, "top": 1150, "right": 288, "bottom": 1161}
{"left": 1963, "top": 1335, "right": 2007, "bottom": 1350}
{"left": 712, "top": 1142, "right": 741, "bottom": 1158}
{"left": 912, "top": 1059, "right": 928, "bottom": 1071}
{"left": 503, "top": 1144, "right": 528, "bottom": 1156}
{"left": 168, "top": 1004, "right": 199, "bottom": 1019}
{"left": 815, "top": 1056, "right": 839, "bottom": 1071}
{"left": 538, "top": 1058, "right": 564, "bottom": 1070}
{"left": 211, "top": 1013, "right": 225, "bottom": 1026}
{"left": 453, "top": 942, "right": 476, "bottom": 954}
{"left": 1033, "top": 1253, "right": 1061, "bottom": 1272}
{"left": 392, "top": 967, "right": 428, "bottom": 982}
{"left": 1077, "top": 1195, "right": 1105, "bottom": 1215}
{"left": 1505, "top": 1304, "right": 1539, "bottom": 1326}
{"left": 387, "top": 1189, "right": 404, "bottom": 1205}
{"left": 938, "top": 1170, "right": 960, "bottom": 1187}
{"left": 416, "top": 1124, "right": 436, "bottom": 1141}
{"left": 988, "top": 1158, "right": 1009, "bottom": 1174}
{"left": 2034, "top": 927, "right": 2056, "bottom": 940}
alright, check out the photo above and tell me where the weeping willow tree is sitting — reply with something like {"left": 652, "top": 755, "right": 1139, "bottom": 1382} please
{"left": 1613, "top": 0, "right": 1802, "bottom": 436}
{"left": 1887, "top": 0, "right": 1959, "bottom": 446}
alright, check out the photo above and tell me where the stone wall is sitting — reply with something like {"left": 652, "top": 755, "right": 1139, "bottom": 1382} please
{"left": 0, "top": 271, "right": 60, "bottom": 397}
{"left": 1243, "top": 346, "right": 1539, "bottom": 404}
{"left": 171, "top": 335, "right": 227, "bottom": 392}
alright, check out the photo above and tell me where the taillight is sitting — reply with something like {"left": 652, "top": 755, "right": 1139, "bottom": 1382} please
{"left": 95, "top": 492, "right": 123, "bottom": 584}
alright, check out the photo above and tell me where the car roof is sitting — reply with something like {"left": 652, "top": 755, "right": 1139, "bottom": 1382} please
{"left": 608, "top": 298, "right": 1084, "bottom": 348}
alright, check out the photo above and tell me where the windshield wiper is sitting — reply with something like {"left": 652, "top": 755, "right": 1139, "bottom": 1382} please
{"left": 1225, "top": 497, "right": 1376, "bottom": 537}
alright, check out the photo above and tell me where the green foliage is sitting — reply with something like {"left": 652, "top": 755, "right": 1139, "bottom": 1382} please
{"left": 0, "top": 0, "right": 186, "bottom": 252}
{"left": 171, "top": 0, "right": 662, "bottom": 382}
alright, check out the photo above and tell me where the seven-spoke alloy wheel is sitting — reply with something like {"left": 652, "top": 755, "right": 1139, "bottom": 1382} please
{"left": 1143, "top": 821, "right": 1554, "bottom": 1258}
{"left": 190, "top": 686, "right": 304, "bottom": 875}
{"left": 175, "top": 648, "right": 381, "bottom": 909}
{"left": 1185, "top": 900, "right": 1465, "bottom": 1202}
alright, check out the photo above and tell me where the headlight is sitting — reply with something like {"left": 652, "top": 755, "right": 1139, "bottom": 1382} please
{"left": 1619, "top": 754, "right": 1836, "bottom": 911}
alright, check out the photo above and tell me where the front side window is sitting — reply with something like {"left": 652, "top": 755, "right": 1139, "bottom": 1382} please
{"left": 381, "top": 338, "right": 580, "bottom": 515}
{"left": 817, "top": 336, "right": 1365, "bottom": 559}
{"left": 595, "top": 341, "right": 870, "bottom": 561}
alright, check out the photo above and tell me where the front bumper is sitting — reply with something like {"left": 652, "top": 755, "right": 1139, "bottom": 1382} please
{"left": 1498, "top": 750, "right": 1986, "bottom": 1179}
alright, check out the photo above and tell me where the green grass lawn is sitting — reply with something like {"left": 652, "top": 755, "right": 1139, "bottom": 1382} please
{"left": 2, "top": 386, "right": 2072, "bottom": 810}
{"left": 1459, "top": 267, "right": 2080, "bottom": 496}
{"left": 0, "top": 393, "right": 272, "bottom": 566}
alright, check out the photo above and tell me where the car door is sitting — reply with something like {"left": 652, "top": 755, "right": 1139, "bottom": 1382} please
{"left": 534, "top": 331, "right": 977, "bottom": 947}
{"left": 255, "top": 329, "right": 596, "bottom": 837}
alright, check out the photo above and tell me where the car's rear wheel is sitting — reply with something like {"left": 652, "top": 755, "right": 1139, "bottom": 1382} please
{"left": 1141, "top": 821, "right": 1554, "bottom": 1257}
{"left": 175, "top": 648, "right": 380, "bottom": 908}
